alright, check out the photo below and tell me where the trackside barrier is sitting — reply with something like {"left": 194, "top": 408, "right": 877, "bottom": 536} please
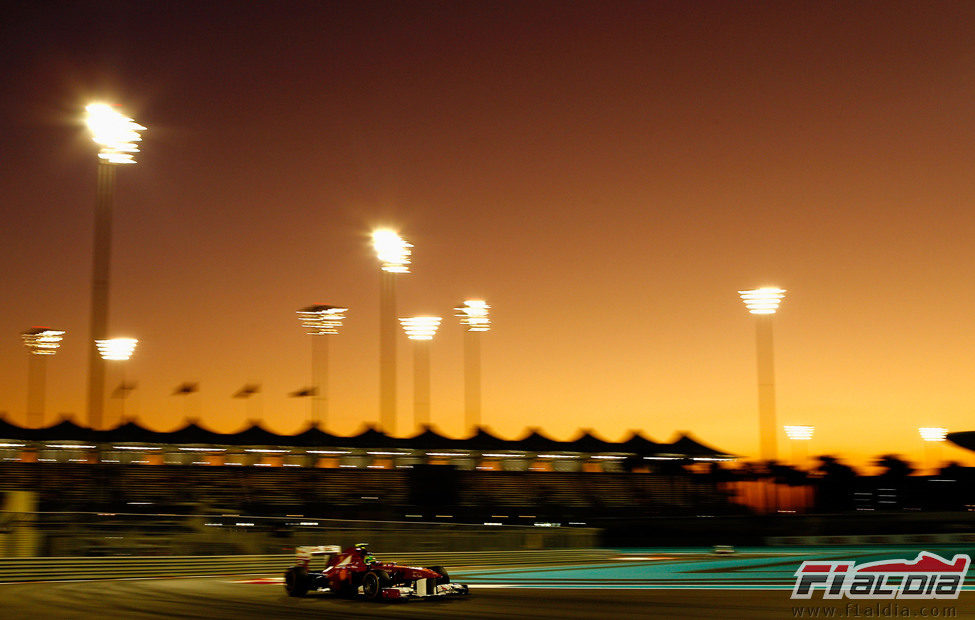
{"left": 0, "top": 548, "right": 615, "bottom": 583}
{"left": 1, "top": 509, "right": 601, "bottom": 556}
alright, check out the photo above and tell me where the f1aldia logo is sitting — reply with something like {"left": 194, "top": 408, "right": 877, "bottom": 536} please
{"left": 791, "top": 551, "right": 970, "bottom": 600}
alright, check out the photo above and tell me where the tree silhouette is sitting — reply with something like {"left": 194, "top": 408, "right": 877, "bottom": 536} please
{"left": 931, "top": 461, "right": 969, "bottom": 510}
{"left": 768, "top": 461, "right": 810, "bottom": 487}
{"left": 875, "top": 454, "right": 915, "bottom": 481}
{"left": 939, "top": 461, "right": 966, "bottom": 481}
{"left": 813, "top": 455, "right": 858, "bottom": 512}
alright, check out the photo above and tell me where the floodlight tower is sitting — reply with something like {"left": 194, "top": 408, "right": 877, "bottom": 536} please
{"left": 784, "top": 424, "right": 814, "bottom": 469}
{"left": 296, "top": 304, "right": 347, "bottom": 428}
{"left": 919, "top": 426, "right": 948, "bottom": 474}
{"left": 739, "top": 287, "right": 786, "bottom": 462}
{"left": 22, "top": 328, "right": 65, "bottom": 428}
{"left": 455, "top": 300, "right": 490, "bottom": 433}
{"left": 96, "top": 337, "right": 138, "bottom": 425}
{"left": 84, "top": 103, "right": 146, "bottom": 430}
{"left": 400, "top": 316, "right": 442, "bottom": 431}
{"left": 372, "top": 229, "right": 411, "bottom": 435}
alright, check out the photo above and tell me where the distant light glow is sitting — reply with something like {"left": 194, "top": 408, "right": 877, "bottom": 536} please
{"left": 297, "top": 304, "right": 347, "bottom": 335}
{"left": 372, "top": 229, "right": 412, "bottom": 273}
{"left": 400, "top": 316, "right": 442, "bottom": 340}
{"left": 85, "top": 103, "right": 146, "bottom": 164}
{"left": 738, "top": 287, "right": 786, "bottom": 314}
{"left": 784, "top": 425, "right": 814, "bottom": 441}
{"left": 22, "top": 328, "right": 66, "bottom": 355}
{"left": 96, "top": 337, "right": 138, "bottom": 361}
{"left": 456, "top": 300, "right": 491, "bottom": 332}
{"left": 919, "top": 427, "right": 948, "bottom": 442}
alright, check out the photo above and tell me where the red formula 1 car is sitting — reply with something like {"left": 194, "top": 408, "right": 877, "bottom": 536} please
{"left": 284, "top": 543, "right": 470, "bottom": 601}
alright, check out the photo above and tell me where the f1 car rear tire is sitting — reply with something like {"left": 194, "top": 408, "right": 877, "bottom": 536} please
{"left": 428, "top": 565, "right": 450, "bottom": 585}
{"left": 284, "top": 566, "right": 309, "bottom": 597}
{"left": 361, "top": 570, "right": 392, "bottom": 600}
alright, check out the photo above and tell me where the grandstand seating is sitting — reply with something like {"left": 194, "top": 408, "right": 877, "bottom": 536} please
{"left": 0, "top": 461, "right": 730, "bottom": 520}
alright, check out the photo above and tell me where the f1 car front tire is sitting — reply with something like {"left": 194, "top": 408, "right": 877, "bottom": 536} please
{"left": 428, "top": 565, "right": 450, "bottom": 585}
{"left": 284, "top": 566, "right": 309, "bottom": 597}
{"left": 361, "top": 570, "right": 392, "bottom": 600}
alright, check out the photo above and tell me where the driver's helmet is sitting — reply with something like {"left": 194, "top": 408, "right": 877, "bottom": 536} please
{"left": 355, "top": 542, "right": 376, "bottom": 564}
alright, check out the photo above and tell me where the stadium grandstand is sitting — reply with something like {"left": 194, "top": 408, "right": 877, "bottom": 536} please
{"left": 0, "top": 417, "right": 738, "bottom": 522}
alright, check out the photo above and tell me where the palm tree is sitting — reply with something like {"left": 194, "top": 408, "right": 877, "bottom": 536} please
{"left": 813, "top": 455, "right": 858, "bottom": 512}
{"left": 875, "top": 454, "right": 915, "bottom": 480}
{"left": 873, "top": 454, "right": 915, "bottom": 509}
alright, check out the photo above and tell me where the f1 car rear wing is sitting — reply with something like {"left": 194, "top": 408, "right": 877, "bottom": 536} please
{"left": 295, "top": 545, "right": 342, "bottom": 566}
{"left": 296, "top": 545, "right": 341, "bottom": 558}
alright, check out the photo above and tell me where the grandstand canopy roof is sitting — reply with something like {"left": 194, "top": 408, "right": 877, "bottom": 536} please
{"left": 947, "top": 431, "right": 975, "bottom": 453}
{"left": 0, "top": 417, "right": 735, "bottom": 459}
{"left": 568, "top": 429, "right": 617, "bottom": 453}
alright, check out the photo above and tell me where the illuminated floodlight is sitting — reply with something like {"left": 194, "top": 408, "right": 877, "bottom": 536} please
{"left": 784, "top": 425, "right": 814, "bottom": 441}
{"left": 738, "top": 287, "right": 786, "bottom": 314}
{"left": 372, "top": 229, "right": 412, "bottom": 273}
{"left": 297, "top": 304, "right": 347, "bottom": 335}
{"left": 96, "top": 338, "right": 138, "bottom": 361}
{"left": 85, "top": 103, "right": 146, "bottom": 164}
{"left": 919, "top": 427, "right": 948, "bottom": 442}
{"left": 455, "top": 300, "right": 490, "bottom": 332}
{"left": 400, "top": 316, "right": 442, "bottom": 340}
{"left": 22, "top": 328, "right": 66, "bottom": 355}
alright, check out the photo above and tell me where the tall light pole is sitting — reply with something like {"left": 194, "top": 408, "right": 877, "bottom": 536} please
{"left": 739, "top": 287, "right": 786, "bottom": 462}
{"left": 784, "top": 424, "right": 814, "bottom": 469}
{"left": 455, "top": 300, "right": 490, "bottom": 433}
{"left": 96, "top": 337, "right": 138, "bottom": 426}
{"left": 84, "top": 103, "right": 146, "bottom": 430}
{"left": 372, "top": 229, "right": 411, "bottom": 435}
{"left": 22, "top": 328, "right": 65, "bottom": 428}
{"left": 296, "top": 304, "right": 347, "bottom": 428}
{"left": 399, "top": 316, "right": 441, "bottom": 432}
{"left": 919, "top": 426, "right": 948, "bottom": 474}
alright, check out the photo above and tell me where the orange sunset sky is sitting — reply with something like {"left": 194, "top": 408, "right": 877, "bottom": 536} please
{"left": 2, "top": 2, "right": 975, "bottom": 470}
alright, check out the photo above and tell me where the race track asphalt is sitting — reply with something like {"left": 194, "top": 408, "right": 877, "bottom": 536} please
{"left": 1, "top": 579, "right": 972, "bottom": 619}
{"left": 2, "top": 549, "right": 973, "bottom": 619}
